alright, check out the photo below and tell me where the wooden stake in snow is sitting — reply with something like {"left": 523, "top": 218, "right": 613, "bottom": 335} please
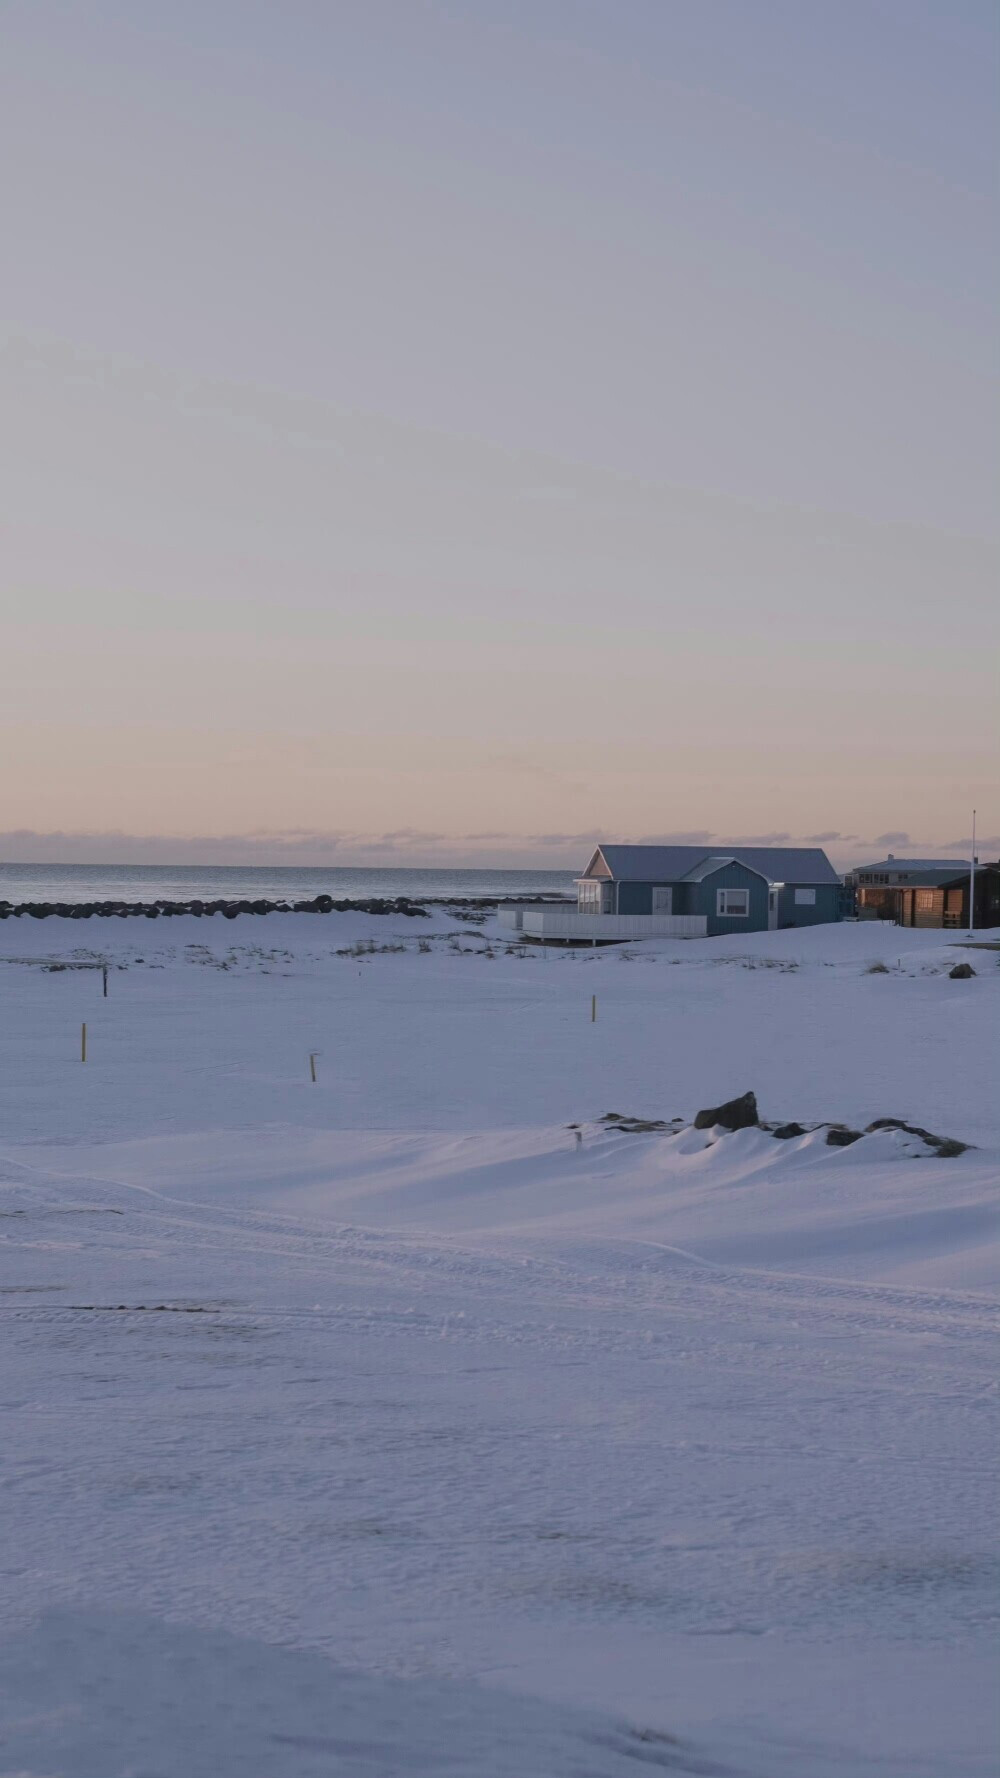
{"left": 81, "top": 1022, "right": 87, "bottom": 1062}
{"left": 309, "top": 1052, "right": 318, "bottom": 1083}
{"left": 102, "top": 966, "right": 108, "bottom": 998}
{"left": 591, "top": 995, "right": 597, "bottom": 1023}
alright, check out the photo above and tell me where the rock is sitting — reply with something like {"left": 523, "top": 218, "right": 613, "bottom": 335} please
{"left": 865, "top": 1117, "right": 968, "bottom": 1157}
{"left": 949, "top": 962, "right": 975, "bottom": 979}
{"left": 771, "top": 1121, "right": 807, "bottom": 1140}
{"left": 825, "top": 1126, "right": 863, "bottom": 1147}
{"left": 693, "top": 1090, "right": 759, "bottom": 1132}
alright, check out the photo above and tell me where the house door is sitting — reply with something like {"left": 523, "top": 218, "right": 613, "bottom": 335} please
{"left": 768, "top": 888, "right": 779, "bottom": 930}
{"left": 651, "top": 887, "right": 672, "bottom": 915}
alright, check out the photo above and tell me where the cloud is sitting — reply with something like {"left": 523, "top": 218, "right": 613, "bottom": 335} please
{"left": 374, "top": 829, "right": 448, "bottom": 845}
{"left": 728, "top": 831, "right": 792, "bottom": 846}
{"left": 944, "top": 835, "right": 1000, "bottom": 853}
{"left": 527, "top": 830, "right": 606, "bottom": 848}
{"left": 635, "top": 830, "right": 715, "bottom": 846}
{"left": 873, "top": 831, "right": 910, "bottom": 847}
{"left": 0, "top": 827, "right": 598, "bottom": 868}
{"left": 4, "top": 826, "right": 988, "bottom": 874}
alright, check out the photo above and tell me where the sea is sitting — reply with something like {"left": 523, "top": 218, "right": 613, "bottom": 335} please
{"left": 0, "top": 864, "right": 576, "bottom": 906}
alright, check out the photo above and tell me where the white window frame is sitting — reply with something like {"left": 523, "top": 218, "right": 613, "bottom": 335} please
{"left": 651, "top": 886, "right": 672, "bottom": 914}
{"left": 794, "top": 887, "right": 816, "bottom": 906}
{"left": 716, "top": 887, "right": 749, "bottom": 918}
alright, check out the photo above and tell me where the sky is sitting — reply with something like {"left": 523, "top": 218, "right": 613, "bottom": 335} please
{"left": 1, "top": 0, "right": 997, "bottom": 871}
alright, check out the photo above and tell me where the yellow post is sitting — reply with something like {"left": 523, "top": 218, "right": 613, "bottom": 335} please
{"left": 591, "top": 995, "right": 596, "bottom": 1023}
{"left": 81, "top": 1022, "right": 87, "bottom": 1062}
{"left": 309, "top": 1052, "right": 317, "bottom": 1083}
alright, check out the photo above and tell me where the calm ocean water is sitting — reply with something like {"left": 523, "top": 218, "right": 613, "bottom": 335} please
{"left": 0, "top": 864, "right": 576, "bottom": 906}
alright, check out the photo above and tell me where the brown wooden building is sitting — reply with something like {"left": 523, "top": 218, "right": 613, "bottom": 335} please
{"left": 852, "top": 855, "right": 999, "bottom": 929}
{"left": 899, "top": 864, "right": 1000, "bottom": 930}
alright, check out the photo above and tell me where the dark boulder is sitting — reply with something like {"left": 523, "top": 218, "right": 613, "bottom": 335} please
{"left": 693, "top": 1090, "right": 759, "bottom": 1132}
{"left": 866, "top": 1117, "right": 968, "bottom": 1157}
{"left": 949, "top": 962, "right": 975, "bottom": 979}
{"left": 771, "top": 1121, "right": 807, "bottom": 1140}
{"left": 826, "top": 1126, "right": 863, "bottom": 1147}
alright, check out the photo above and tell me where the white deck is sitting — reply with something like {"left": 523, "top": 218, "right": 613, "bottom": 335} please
{"left": 498, "top": 908, "right": 708, "bottom": 941}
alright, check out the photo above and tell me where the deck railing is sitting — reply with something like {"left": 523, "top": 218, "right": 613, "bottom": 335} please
{"left": 497, "top": 909, "right": 708, "bottom": 941}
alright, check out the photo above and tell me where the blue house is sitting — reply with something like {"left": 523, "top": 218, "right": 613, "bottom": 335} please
{"left": 577, "top": 844, "right": 841, "bottom": 934}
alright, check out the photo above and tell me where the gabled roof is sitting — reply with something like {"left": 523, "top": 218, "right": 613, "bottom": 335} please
{"left": 855, "top": 858, "right": 970, "bottom": 875}
{"left": 679, "top": 855, "right": 769, "bottom": 884}
{"left": 589, "top": 844, "right": 839, "bottom": 887}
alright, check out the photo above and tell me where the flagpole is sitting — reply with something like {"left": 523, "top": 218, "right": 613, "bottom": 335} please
{"left": 968, "top": 809, "right": 976, "bottom": 935}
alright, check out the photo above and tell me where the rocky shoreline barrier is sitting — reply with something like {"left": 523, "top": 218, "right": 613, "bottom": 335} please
{"left": 595, "top": 1092, "right": 970, "bottom": 1158}
{"left": 0, "top": 893, "right": 569, "bottom": 922}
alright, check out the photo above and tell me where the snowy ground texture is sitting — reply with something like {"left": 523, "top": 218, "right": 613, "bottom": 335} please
{"left": 1, "top": 912, "right": 998, "bottom": 1777}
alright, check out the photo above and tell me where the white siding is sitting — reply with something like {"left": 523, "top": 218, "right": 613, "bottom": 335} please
{"left": 498, "top": 910, "right": 707, "bottom": 940}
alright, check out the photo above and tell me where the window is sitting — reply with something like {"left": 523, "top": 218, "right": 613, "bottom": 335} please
{"left": 651, "top": 887, "right": 672, "bottom": 913}
{"left": 716, "top": 887, "right": 749, "bottom": 917}
{"left": 794, "top": 887, "right": 816, "bottom": 906}
{"left": 578, "top": 880, "right": 603, "bottom": 913}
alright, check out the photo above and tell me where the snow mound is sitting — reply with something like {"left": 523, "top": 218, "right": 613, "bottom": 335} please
{"left": 0, "top": 1612, "right": 714, "bottom": 1778}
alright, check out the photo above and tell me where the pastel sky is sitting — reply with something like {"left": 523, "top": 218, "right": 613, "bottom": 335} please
{"left": 2, "top": 0, "right": 997, "bottom": 870}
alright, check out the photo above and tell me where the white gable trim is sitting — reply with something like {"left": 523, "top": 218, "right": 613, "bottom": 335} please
{"left": 580, "top": 847, "right": 613, "bottom": 879}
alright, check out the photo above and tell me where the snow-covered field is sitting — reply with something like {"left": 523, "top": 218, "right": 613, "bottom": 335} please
{"left": 1, "top": 913, "right": 997, "bottom": 1776}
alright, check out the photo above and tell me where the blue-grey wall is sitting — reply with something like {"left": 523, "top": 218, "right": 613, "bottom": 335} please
{"left": 615, "top": 881, "right": 696, "bottom": 915}
{"left": 616, "top": 881, "right": 654, "bottom": 915}
{"left": 693, "top": 861, "right": 770, "bottom": 935}
{"left": 776, "top": 883, "right": 840, "bottom": 927}
{"left": 610, "top": 871, "right": 839, "bottom": 931}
